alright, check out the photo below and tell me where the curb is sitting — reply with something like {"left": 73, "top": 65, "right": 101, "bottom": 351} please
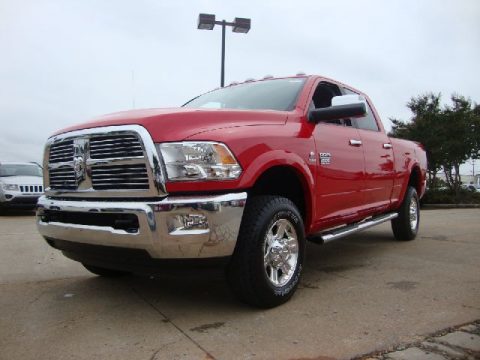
{"left": 422, "top": 204, "right": 480, "bottom": 209}
{"left": 354, "top": 320, "right": 480, "bottom": 360}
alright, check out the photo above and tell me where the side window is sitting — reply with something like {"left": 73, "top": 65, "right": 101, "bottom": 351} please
{"left": 342, "top": 88, "right": 379, "bottom": 132}
{"left": 311, "top": 82, "right": 353, "bottom": 127}
{"left": 357, "top": 102, "right": 379, "bottom": 131}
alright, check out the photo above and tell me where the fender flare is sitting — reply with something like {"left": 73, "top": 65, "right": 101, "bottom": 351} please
{"left": 397, "top": 162, "right": 425, "bottom": 205}
{"left": 237, "top": 149, "right": 316, "bottom": 230}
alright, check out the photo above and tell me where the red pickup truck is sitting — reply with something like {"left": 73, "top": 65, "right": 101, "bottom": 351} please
{"left": 37, "top": 75, "right": 427, "bottom": 307}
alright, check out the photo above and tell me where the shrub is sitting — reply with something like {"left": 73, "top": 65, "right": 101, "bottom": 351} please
{"left": 422, "top": 189, "right": 480, "bottom": 204}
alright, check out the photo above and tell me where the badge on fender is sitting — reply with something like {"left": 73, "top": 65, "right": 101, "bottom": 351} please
{"left": 319, "top": 152, "right": 331, "bottom": 165}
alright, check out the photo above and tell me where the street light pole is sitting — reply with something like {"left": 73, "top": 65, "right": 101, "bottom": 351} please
{"left": 221, "top": 20, "right": 226, "bottom": 87}
{"left": 197, "top": 14, "right": 251, "bottom": 87}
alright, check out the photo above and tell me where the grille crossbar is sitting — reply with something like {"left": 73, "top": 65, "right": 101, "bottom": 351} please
{"left": 49, "top": 140, "right": 74, "bottom": 163}
{"left": 91, "top": 164, "right": 149, "bottom": 190}
{"left": 90, "top": 134, "right": 144, "bottom": 159}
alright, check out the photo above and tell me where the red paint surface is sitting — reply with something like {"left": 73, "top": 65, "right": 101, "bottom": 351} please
{"left": 52, "top": 75, "right": 427, "bottom": 235}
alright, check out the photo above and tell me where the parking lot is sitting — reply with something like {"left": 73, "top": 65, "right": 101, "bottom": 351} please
{"left": 0, "top": 208, "right": 479, "bottom": 360}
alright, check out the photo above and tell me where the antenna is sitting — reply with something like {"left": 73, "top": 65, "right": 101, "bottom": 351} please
{"left": 131, "top": 70, "right": 136, "bottom": 109}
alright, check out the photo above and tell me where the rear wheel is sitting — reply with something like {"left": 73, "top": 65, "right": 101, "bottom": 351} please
{"left": 227, "top": 196, "right": 305, "bottom": 308}
{"left": 391, "top": 186, "right": 419, "bottom": 241}
{"left": 82, "top": 264, "right": 130, "bottom": 277}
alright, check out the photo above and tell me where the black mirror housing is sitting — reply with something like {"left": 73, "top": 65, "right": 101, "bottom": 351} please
{"left": 308, "top": 103, "right": 366, "bottom": 124}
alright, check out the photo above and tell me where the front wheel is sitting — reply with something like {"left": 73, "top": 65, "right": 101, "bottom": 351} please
{"left": 227, "top": 196, "right": 305, "bottom": 308}
{"left": 391, "top": 186, "right": 420, "bottom": 241}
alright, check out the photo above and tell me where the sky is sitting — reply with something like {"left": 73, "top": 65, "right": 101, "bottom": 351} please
{"left": 1, "top": 0, "right": 479, "bottom": 174}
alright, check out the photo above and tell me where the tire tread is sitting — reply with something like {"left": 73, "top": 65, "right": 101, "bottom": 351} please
{"left": 392, "top": 186, "right": 419, "bottom": 241}
{"left": 227, "top": 195, "right": 304, "bottom": 308}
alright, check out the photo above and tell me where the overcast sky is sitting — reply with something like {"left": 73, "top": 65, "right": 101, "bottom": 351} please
{"left": 1, "top": 0, "right": 479, "bottom": 173}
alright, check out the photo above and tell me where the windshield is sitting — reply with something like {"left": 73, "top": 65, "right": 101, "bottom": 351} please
{"left": 183, "top": 78, "right": 306, "bottom": 111}
{"left": 0, "top": 164, "right": 42, "bottom": 177}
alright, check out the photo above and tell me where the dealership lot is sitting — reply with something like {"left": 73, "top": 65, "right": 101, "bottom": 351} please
{"left": 0, "top": 209, "right": 479, "bottom": 360}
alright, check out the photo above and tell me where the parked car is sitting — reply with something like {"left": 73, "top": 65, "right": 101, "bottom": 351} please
{"left": 36, "top": 74, "right": 427, "bottom": 307}
{"left": 0, "top": 162, "right": 44, "bottom": 211}
{"left": 461, "top": 184, "right": 480, "bottom": 192}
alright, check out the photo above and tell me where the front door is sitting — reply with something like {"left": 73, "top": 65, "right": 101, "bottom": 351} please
{"left": 310, "top": 82, "right": 366, "bottom": 228}
{"left": 313, "top": 123, "right": 366, "bottom": 225}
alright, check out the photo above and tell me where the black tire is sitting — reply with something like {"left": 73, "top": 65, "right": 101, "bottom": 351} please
{"left": 391, "top": 186, "right": 420, "bottom": 241}
{"left": 82, "top": 264, "right": 130, "bottom": 277}
{"left": 227, "top": 196, "right": 305, "bottom": 308}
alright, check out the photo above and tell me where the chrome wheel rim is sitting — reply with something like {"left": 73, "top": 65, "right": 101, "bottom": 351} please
{"left": 263, "top": 218, "right": 299, "bottom": 287}
{"left": 409, "top": 197, "right": 418, "bottom": 230}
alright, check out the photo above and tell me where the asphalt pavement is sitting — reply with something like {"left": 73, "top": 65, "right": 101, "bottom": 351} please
{"left": 0, "top": 208, "right": 479, "bottom": 360}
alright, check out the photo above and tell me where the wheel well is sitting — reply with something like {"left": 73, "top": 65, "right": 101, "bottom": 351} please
{"left": 409, "top": 166, "right": 421, "bottom": 195}
{"left": 249, "top": 166, "right": 307, "bottom": 221}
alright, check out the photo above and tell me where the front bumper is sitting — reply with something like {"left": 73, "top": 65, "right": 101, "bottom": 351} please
{"left": 36, "top": 192, "right": 247, "bottom": 259}
{"left": 0, "top": 192, "right": 42, "bottom": 208}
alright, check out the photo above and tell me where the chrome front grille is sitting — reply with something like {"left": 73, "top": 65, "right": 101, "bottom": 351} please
{"left": 91, "top": 164, "right": 149, "bottom": 190}
{"left": 43, "top": 125, "right": 166, "bottom": 198}
{"left": 20, "top": 185, "right": 43, "bottom": 193}
{"left": 90, "top": 134, "right": 144, "bottom": 159}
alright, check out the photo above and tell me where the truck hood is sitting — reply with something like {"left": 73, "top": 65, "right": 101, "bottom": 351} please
{"left": 0, "top": 176, "right": 43, "bottom": 186}
{"left": 54, "top": 108, "right": 288, "bottom": 142}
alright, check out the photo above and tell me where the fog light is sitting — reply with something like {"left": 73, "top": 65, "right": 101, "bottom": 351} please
{"left": 5, "top": 194, "right": 13, "bottom": 200}
{"left": 167, "top": 214, "right": 209, "bottom": 235}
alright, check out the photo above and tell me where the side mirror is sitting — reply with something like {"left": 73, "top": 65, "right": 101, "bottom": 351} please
{"left": 309, "top": 95, "right": 367, "bottom": 124}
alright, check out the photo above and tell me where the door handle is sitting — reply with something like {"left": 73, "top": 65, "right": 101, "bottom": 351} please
{"left": 349, "top": 139, "right": 362, "bottom": 146}
{"left": 383, "top": 143, "right": 393, "bottom": 149}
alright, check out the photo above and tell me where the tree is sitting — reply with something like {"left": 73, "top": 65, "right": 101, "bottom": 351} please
{"left": 440, "top": 95, "right": 476, "bottom": 194}
{"left": 472, "top": 104, "right": 480, "bottom": 162}
{"left": 389, "top": 93, "right": 443, "bottom": 188}
{"left": 390, "top": 93, "right": 480, "bottom": 198}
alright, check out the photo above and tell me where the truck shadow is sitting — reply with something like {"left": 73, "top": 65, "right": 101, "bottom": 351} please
{"left": 311, "top": 231, "right": 405, "bottom": 270}
{"left": 45, "top": 229, "right": 399, "bottom": 314}
{"left": 121, "top": 229, "right": 396, "bottom": 309}
{"left": 0, "top": 209, "right": 36, "bottom": 216}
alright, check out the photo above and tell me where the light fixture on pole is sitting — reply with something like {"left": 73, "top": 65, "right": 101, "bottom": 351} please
{"left": 197, "top": 13, "right": 251, "bottom": 87}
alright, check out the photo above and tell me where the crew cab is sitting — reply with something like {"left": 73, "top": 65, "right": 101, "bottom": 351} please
{"left": 36, "top": 75, "right": 427, "bottom": 307}
{"left": 0, "top": 161, "right": 44, "bottom": 211}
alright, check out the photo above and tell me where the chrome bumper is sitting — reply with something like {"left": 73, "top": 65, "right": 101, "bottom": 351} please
{"left": 36, "top": 193, "right": 247, "bottom": 259}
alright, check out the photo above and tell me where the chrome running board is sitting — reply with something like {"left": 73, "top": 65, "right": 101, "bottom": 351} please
{"left": 308, "top": 212, "right": 398, "bottom": 245}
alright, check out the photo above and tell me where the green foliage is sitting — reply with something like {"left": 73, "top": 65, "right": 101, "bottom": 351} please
{"left": 422, "top": 189, "right": 480, "bottom": 205}
{"left": 390, "top": 93, "right": 480, "bottom": 199}
{"left": 472, "top": 104, "right": 480, "bottom": 159}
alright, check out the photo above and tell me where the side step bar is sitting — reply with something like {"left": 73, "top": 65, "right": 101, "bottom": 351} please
{"left": 308, "top": 212, "right": 398, "bottom": 245}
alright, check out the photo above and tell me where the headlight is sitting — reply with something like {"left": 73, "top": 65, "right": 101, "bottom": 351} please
{"left": 2, "top": 184, "right": 19, "bottom": 191}
{"left": 157, "top": 142, "right": 242, "bottom": 181}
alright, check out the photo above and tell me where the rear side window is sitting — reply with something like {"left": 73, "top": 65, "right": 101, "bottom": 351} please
{"left": 343, "top": 88, "right": 379, "bottom": 132}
